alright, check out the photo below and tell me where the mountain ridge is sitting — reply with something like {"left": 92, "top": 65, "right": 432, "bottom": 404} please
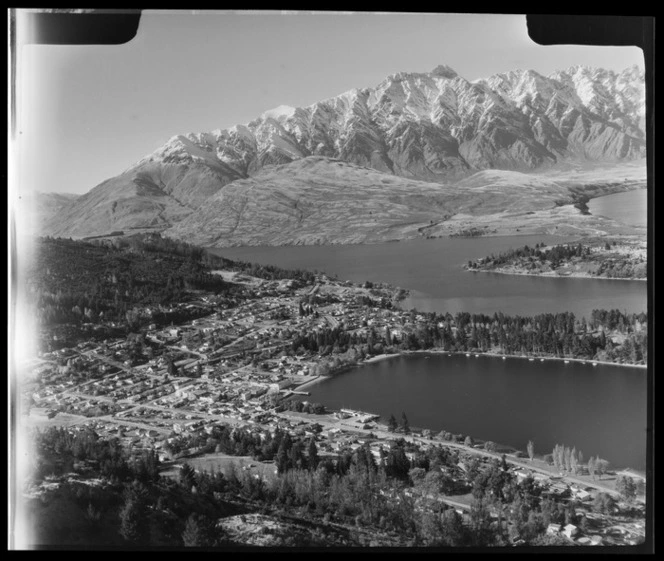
{"left": 42, "top": 64, "right": 646, "bottom": 242}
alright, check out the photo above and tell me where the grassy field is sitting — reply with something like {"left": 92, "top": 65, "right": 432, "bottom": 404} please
{"left": 160, "top": 453, "right": 278, "bottom": 482}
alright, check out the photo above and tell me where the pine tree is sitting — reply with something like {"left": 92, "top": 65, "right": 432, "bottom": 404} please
{"left": 179, "top": 463, "right": 197, "bottom": 490}
{"left": 527, "top": 440, "right": 535, "bottom": 461}
{"left": 387, "top": 413, "right": 398, "bottom": 432}
{"left": 182, "top": 514, "right": 216, "bottom": 547}
{"left": 119, "top": 496, "right": 149, "bottom": 544}
{"left": 307, "top": 437, "right": 319, "bottom": 471}
{"left": 570, "top": 447, "right": 578, "bottom": 474}
{"left": 400, "top": 412, "right": 410, "bottom": 434}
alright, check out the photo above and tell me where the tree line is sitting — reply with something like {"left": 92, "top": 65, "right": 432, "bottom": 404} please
{"left": 289, "top": 309, "right": 646, "bottom": 366}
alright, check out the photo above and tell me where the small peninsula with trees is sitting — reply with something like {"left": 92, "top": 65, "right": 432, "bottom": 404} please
{"left": 465, "top": 239, "right": 646, "bottom": 281}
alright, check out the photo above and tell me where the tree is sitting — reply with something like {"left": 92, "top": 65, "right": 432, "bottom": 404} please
{"left": 464, "top": 436, "right": 474, "bottom": 448}
{"left": 400, "top": 412, "right": 410, "bottom": 434}
{"left": 439, "top": 509, "right": 467, "bottom": 546}
{"left": 387, "top": 413, "right": 398, "bottom": 433}
{"left": 166, "top": 356, "right": 177, "bottom": 377}
{"left": 563, "top": 446, "right": 572, "bottom": 472}
{"left": 615, "top": 475, "right": 637, "bottom": 502}
{"left": 307, "top": 437, "right": 319, "bottom": 471}
{"left": 527, "top": 440, "right": 535, "bottom": 461}
{"left": 594, "top": 492, "right": 616, "bottom": 514}
{"left": 182, "top": 514, "right": 216, "bottom": 547}
{"left": 484, "top": 441, "right": 497, "bottom": 453}
{"left": 119, "top": 495, "right": 149, "bottom": 544}
{"left": 385, "top": 443, "right": 411, "bottom": 481}
{"left": 276, "top": 438, "right": 291, "bottom": 474}
{"left": 587, "top": 457, "right": 596, "bottom": 480}
{"left": 595, "top": 458, "right": 610, "bottom": 480}
{"left": 409, "top": 467, "right": 427, "bottom": 486}
{"left": 469, "top": 498, "right": 497, "bottom": 547}
{"left": 570, "top": 447, "right": 578, "bottom": 474}
{"left": 85, "top": 502, "right": 102, "bottom": 530}
{"left": 179, "top": 463, "right": 197, "bottom": 490}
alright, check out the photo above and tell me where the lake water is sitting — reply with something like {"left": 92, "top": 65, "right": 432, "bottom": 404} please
{"left": 307, "top": 354, "right": 648, "bottom": 471}
{"left": 212, "top": 233, "right": 647, "bottom": 319}
{"left": 588, "top": 189, "right": 648, "bottom": 227}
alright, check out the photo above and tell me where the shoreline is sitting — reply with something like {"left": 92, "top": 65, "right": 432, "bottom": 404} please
{"left": 291, "top": 353, "right": 405, "bottom": 392}
{"left": 291, "top": 349, "right": 646, "bottom": 394}
{"left": 466, "top": 267, "right": 647, "bottom": 283}
{"left": 404, "top": 349, "right": 648, "bottom": 370}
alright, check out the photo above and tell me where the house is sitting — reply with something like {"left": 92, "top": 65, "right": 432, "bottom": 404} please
{"left": 546, "top": 523, "right": 562, "bottom": 535}
{"left": 562, "top": 524, "right": 579, "bottom": 539}
{"left": 574, "top": 489, "right": 592, "bottom": 502}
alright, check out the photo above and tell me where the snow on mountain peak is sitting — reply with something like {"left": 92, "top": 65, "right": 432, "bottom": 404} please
{"left": 261, "top": 105, "right": 296, "bottom": 121}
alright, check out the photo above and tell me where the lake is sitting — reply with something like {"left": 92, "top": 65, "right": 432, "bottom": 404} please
{"left": 307, "top": 354, "right": 648, "bottom": 471}
{"left": 588, "top": 188, "right": 648, "bottom": 228}
{"left": 212, "top": 233, "right": 647, "bottom": 319}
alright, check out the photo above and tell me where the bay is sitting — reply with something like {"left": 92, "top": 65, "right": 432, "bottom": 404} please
{"left": 308, "top": 354, "right": 648, "bottom": 471}
{"left": 587, "top": 189, "right": 648, "bottom": 228}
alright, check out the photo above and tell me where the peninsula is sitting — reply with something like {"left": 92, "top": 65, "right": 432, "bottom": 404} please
{"left": 466, "top": 239, "right": 646, "bottom": 281}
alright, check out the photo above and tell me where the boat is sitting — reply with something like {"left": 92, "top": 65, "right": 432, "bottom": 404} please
{"left": 540, "top": 359, "right": 545, "bottom": 362}
{"left": 528, "top": 358, "right": 534, "bottom": 362}
{"left": 564, "top": 360, "right": 570, "bottom": 364}
{"left": 465, "top": 353, "right": 470, "bottom": 357}
{"left": 475, "top": 354, "right": 480, "bottom": 358}
{"left": 502, "top": 356, "right": 506, "bottom": 360}
{"left": 592, "top": 362, "right": 598, "bottom": 366}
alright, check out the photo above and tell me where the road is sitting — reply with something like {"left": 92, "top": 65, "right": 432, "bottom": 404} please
{"left": 274, "top": 410, "right": 621, "bottom": 497}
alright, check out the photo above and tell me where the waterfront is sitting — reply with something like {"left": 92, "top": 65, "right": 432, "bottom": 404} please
{"left": 213, "top": 233, "right": 647, "bottom": 319}
{"left": 306, "top": 353, "right": 648, "bottom": 471}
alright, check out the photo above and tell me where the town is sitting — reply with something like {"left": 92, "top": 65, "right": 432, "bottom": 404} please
{"left": 18, "top": 240, "right": 646, "bottom": 548}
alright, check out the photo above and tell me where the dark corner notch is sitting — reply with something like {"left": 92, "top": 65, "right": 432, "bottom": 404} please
{"left": 22, "top": 9, "right": 143, "bottom": 45}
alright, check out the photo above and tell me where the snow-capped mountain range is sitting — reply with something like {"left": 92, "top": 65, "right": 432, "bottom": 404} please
{"left": 43, "top": 64, "right": 646, "bottom": 242}
{"left": 136, "top": 64, "right": 645, "bottom": 176}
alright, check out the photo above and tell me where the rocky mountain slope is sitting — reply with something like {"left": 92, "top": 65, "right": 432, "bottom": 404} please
{"left": 43, "top": 64, "right": 646, "bottom": 241}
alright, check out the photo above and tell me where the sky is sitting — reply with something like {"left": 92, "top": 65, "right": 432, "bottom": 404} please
{"left": 13, "top": 11, "right": 644, "bottom": 197}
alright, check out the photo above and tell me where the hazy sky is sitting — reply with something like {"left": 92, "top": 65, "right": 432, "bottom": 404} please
{"left": 14, "top": 11, "right": 644, "bottom": 196}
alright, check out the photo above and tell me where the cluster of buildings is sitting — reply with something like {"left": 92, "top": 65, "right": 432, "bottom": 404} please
{"left": 20, "top": 267, "right": 645, "bottom": 547}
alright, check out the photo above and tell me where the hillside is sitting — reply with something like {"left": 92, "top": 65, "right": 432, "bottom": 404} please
{"left": 166, "top": 157, "right": 646, "bottom": 247}
{"left": 163, "top": 157, "right": 570, "bottom": 247}
{"left": 43, "top": 161, "right": 243, "bottom": 239}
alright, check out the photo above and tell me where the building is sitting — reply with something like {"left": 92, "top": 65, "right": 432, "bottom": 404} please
{"left": 562, "top": 524, "right": 579, "bottom": 539}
